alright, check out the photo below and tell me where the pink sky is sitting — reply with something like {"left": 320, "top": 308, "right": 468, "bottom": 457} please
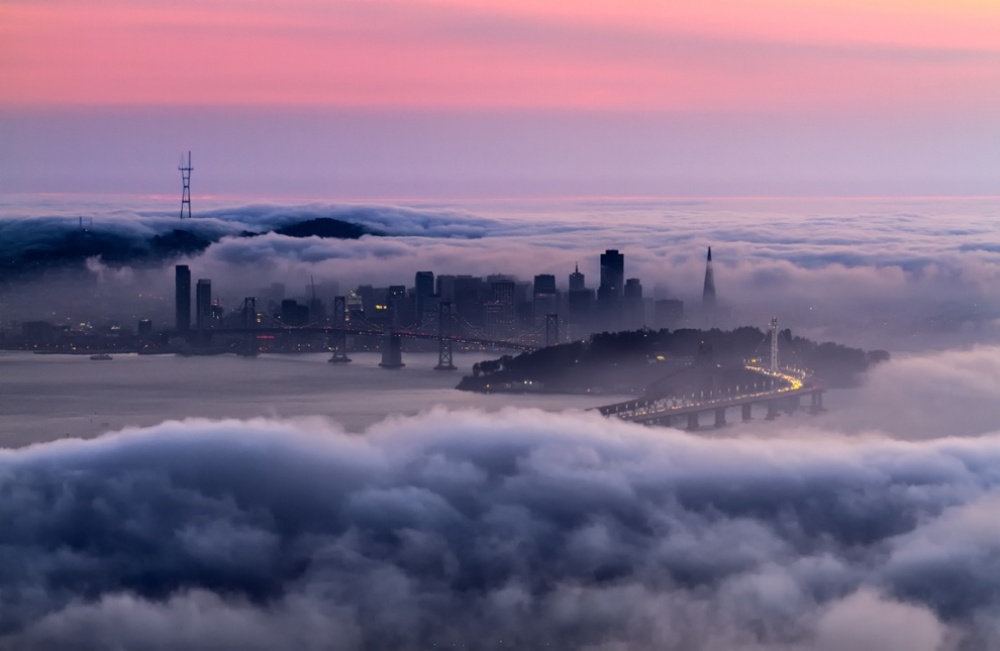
{"left": 3, "top": 0, "right": 1000, "bottom": 115}
{"left": 2, "top": 0, "right": 999, "bottom": 198}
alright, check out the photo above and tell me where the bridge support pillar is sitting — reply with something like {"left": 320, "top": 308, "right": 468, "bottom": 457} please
{"left": 741, "top": 403, "right": 753, "bottom": 422}
{"left": 809, "top": 391, "right": 825, "bottom": 414}
{"left": 240, "top": 297, "right": 258, "bottom": 357}
{"left": 435, "top": 301, "right": 457, "bottom": 370}
{"left": 687, "top": 413, "right": 699, "bottom": 430}
{"left": 714, "top": 407, "right": 727, "bottom": 428}
{"left": 660, "top": 415, "right": 672, "bottom": 428}
{"left": 328, "top": 296, "right": 351, "bottom": 364}
{"left": 766, "top": 402, "right": 779, "bottom": 420}
{"left": 787, "top": 395, "right": 800, "bottom": 413}
{"left": 379, "top": 331, "right": 405, "bottom": 369}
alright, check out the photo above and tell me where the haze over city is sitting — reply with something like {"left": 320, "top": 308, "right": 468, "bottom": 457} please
{"left": 2, "top": 1, "right": 1000, "bottom": 650}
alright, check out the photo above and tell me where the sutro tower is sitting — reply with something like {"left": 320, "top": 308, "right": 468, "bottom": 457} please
{"left": 702, "top": 246, "right": 716, "bottom": 310}
{"left": 178, "top": 150, "right": 193, "bottom": 219}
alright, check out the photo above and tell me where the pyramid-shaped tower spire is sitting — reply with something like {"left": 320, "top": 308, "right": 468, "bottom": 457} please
{"left": 702, "top": 246, "right": 716, "bottom": 310}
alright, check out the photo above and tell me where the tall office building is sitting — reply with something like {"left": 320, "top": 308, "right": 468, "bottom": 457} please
{"left": 486, "top": 278, "right": 516, "bottom": 338}
{"left": 450, "top": 276, "right": 484, "bottom": 326}
{"left": 175, "top": 265, "right": 191, "bottom": 331}
{"left": 387, "top": 285, "right": 407, "bottom": 325}
{"left": 569, "top": 264, "right": 585, "bottom": 291}
{"left": 533, "top": 274, "right": 559, "bottom": 324}
{"left": 567, "top": 263, "right": 593, "bottom": 336}
{"left": 281, "top": 299, "right": 309, "bottom": 326}
{"left": 600, "top": 250, "right": 625, "bottom": 298}
{"left": 414, "top": 271, "right": 435, "bottom": 324}
{"left": 196, "top": 278, "right": 212, "bottom": 330}
{"left": 533, "top": 274, "right": 556, "bottom": 295}
{"left": 597, "top": 249, "right": 625, "bottom": 329}
{"left": 624, "top": 278, "right": 644, "bottom": 329}
{"left": 415, "top": 271, "right": 435, "bottom": 297}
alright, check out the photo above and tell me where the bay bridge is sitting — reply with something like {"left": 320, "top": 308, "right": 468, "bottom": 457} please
{"left": 184, "top": 298, "right": 556, "bottom": 369}
{"left": 595, "top": 317, "right": 825, "bottom": 429}
{"left": 186, "top": 297, "right": 823, "bottom": 429}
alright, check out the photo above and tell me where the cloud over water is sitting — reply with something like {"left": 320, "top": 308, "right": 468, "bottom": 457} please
{"left": 3, "top": 409, "right": 1000, "bottom": 649}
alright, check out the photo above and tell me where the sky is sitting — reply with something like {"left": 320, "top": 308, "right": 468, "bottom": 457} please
{"left": 2, "top": 0, "right": 999, "bottom": 197}
{"left": 6, "top": 4, "right": 1000, "bottom": 646}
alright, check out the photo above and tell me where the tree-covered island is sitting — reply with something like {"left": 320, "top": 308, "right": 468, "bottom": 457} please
{"left": 457, "top": 327, "right": 889, "bottom": 397}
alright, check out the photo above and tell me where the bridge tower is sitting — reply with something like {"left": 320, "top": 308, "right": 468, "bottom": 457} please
{"left": 770, "top": 316, "right": 779, "bottom": 372}
{"left": 178, "top": 151, "right": 193, "bottom": 219}
{"left": 328, "top": 296, "right": 351, "bottom": 363}
{"left": 379, "top": 331, "right": 405, "bottom": 369}
{"left": 240, "top": 297, "right": 258, "bottom": 356}
{"left": 545, "top": 313, "right": 559, "bottom": 347}
{"left": 435, "top": 301, "right": 457, "bottom": 371}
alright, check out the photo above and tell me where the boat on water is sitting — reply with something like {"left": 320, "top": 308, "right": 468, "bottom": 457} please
{"left": 89, "top": 353, "right": 113, "bottom": 361}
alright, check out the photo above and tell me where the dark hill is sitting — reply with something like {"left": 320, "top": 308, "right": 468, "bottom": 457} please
{"left": 272, "top": 218, "right": 378, "bottom": 239}
{"left": 457, "top": 327, "right": 889, "bottom": 395}
{"left": 1, "top": 216, "right": 376, "bottom": 282}
{"left": 14, "top": 228, "right": 212, "bottom": 274}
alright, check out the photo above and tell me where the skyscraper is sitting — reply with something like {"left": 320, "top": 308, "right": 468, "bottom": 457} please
{"left": 598, "top": 249, "right": 625, "bottom": 329}
{"left": 599, "top": 249, "right": 624, "bottom": 298}
{"left": 414, "top": 271, "right": 434, "bottom": 324}
{"left": 533, "top": 274, "right": 559, "bottom": 325}
{"left": 175, "top": 265, "right": 191, "bottom": 331}
{"left": 533, "top": 274, "right": 557, "bottom": 296}
{"left": 569, "top": 264, "right": 585, "bottom": 292}
{"left": 702, "top": 247, "right": 717, "bottom": 328}
{"left": 196, "top": 279, "right": 212, "bottom": 330}
{"left": 624, "top": 278, "right": 643, "bottom": 329}
{"left": 387, "top": 285, "right": 407, "bottom": 326}
{"left": 567, "top": 263, "right": 593, "bottom": 336}
{"left": 487, "top": 278, "right": 516, "bottom": 338}
{"left": 702, "top": 247, "right": 716, "bottom": 310}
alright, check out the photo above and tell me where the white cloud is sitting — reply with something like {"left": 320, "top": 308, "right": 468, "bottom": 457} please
{"left": 2, "top": 408, "right": 1000, "bottom": 648}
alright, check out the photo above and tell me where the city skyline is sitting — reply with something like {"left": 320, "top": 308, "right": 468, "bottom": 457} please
{"left": 3, "top": 194, "right": 998, "bottom": 352}
{"left": 4, "top": 244, "right": 708, "bottom": 356}
{"left": 3, "top": 1, "right": 1000, "bottom": 648}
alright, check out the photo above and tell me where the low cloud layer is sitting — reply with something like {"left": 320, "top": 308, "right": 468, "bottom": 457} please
{"left": 820, "top": 345, "right": 1000, "bottom": 439}
{"left": 4, "top": 409, "right": 1000, "bottom": 649}
{"left": 3, "top": 196, "right": 1000, "bottom": 349}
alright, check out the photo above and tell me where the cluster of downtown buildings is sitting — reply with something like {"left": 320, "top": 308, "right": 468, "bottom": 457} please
{"left": 4, "top": 248, "right": 715, "bottom": 352}
{"left": 175, "top": 248, "right": 713, "bottom": 344}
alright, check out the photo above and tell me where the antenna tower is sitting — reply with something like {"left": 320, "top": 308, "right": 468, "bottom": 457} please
{"left": 178, "top": 151, "right": 193, "bottom": 219}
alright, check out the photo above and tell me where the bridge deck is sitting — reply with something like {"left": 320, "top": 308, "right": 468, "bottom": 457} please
{"left": 187, "top": 326, "right": 538, "bottom": 351}
{"left": 598, "top": 365, "right": 823, "bottom": 424}
{"left": 604, "top": 384, "right": 823, "bottom": 423}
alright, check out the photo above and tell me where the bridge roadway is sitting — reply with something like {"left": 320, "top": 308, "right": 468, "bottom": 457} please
{"left": 204, "top": 326, "right": 539, "bottom": 352}
{"left": 597, "top": 365, "right": 825, "bottom": 429}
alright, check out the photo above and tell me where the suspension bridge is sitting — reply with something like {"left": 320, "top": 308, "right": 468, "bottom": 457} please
{"left": 184, "top": 298, "right": 558, "bottom": 369}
